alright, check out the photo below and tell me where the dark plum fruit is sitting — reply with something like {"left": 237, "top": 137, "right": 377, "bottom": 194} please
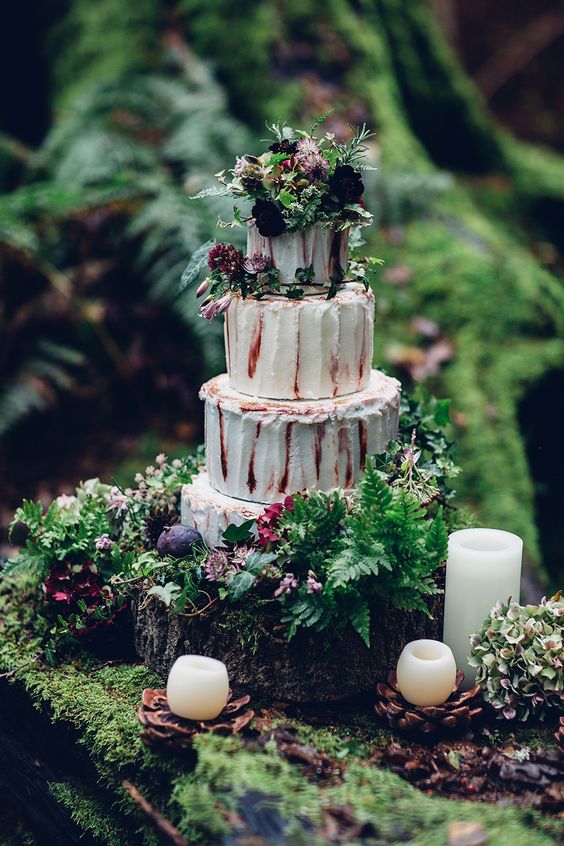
{"left": 157, "top": 525, "right": 202, "bottom": 558}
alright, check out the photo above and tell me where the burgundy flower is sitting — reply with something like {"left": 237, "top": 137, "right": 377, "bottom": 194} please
{"left": 43, "top": 561, "right": 105, "bottom": 613}
{"left": 257, "top": 496, "right": 294, "bottom": 547}
{"left": 330, "top": 165, "right": 364, "bottom": 204}
{"left": 208, "top": 243, "right": 245, "bottom": 279}
{"left": 251, "top": 200, "right": 286, "bottom": 238}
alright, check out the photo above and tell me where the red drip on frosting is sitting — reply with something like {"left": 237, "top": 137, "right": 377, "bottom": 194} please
{"left": 294, "top": 314, "right": 301, "bottom": 398}
{"left": 279, "top": 422, "right": 293, "bottom": 492}
{"left": 247, "top": 421, "right": 262, "bottom": 494}
{"left": 248, "top": 311, "right": 264, "bottom": 378}
{"left": 339, "top": 426, "right": 353, "bottom": 488}
{"left": 314, "top": 422, "right": 326, "bottom": 479}
{"left": 358, "top": 420, "right": 368, "bottom": 471}
{"left": 218, "top": 406, "right": 228, "bottom": 480}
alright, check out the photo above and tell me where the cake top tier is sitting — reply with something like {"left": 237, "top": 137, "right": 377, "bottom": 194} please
{"left": 184, "top": 119, "right": 377, "bottom": 318}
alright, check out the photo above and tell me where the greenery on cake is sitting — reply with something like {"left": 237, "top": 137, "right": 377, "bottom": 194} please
{"left": 4, "top": 390, "right": 463, "bottom": 660}
{"left": 469, "top": 596, "right": 563, "bottom": 722}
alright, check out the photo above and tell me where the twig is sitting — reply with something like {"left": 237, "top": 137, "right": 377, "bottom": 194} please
{"left": 0, "top": 653, "right": 43, "bottom": 679}
{"left": 122, "top": 780, "right": 190, "bottom": 846}
{"left": 473, "top": 10, "right": 564, "bottom": 100}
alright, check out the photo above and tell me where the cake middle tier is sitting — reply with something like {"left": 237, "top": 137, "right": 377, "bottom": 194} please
{"left": 201, "top": 370, "right": 401, "bottom": 503}
{"left": 225, "top": 282, "right": 374, "bottom": 400}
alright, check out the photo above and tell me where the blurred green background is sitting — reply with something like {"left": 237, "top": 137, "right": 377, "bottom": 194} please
{"left": 0, "top": 0, "right": 563, "bottom": 591}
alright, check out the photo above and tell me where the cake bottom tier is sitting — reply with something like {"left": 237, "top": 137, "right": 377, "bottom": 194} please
{"left": 181, "top": 470, "right": 265, "bottom": 548}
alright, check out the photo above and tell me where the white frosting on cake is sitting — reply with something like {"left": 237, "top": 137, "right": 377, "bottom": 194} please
{"left": 201, "top": 370, "right": 400, "bottom": 503}
{"left": 247, "top": 221, "right": 348, "bottom": 289}
{"left": 225, "top": 283, "right": 374, "bottom": 400}
{"left": 181, "top": 470, "right": 264, "bottom": 548}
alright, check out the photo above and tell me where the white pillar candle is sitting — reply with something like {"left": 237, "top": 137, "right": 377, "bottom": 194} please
{"left": 167, "top": 655, "right": 229, "bottom": 721}
{"left": 443, "top": 528, "right": 522, "bottom": 690}
{"left": 396, "top": 639, "right": 457, "bottom": 706}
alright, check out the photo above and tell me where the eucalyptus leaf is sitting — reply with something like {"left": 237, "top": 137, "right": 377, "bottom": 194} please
{"left": 179, "top": 240, "right": 215, "bottom": 292}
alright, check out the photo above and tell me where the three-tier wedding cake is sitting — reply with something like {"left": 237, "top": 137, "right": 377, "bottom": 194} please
{"left": 181, "top": 222, "right": 401, "bottom": 547}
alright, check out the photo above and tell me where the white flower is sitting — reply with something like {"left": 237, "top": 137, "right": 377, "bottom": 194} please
{"left": 56, "top": 494, "right": 78, "bottom": 511}
{"left": 95, "top": 533, "right": 114, "bottom": 551}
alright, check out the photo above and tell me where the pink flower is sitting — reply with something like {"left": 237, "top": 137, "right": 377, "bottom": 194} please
{"left": 95, "top": 533, "right": 114, "bottom": 551}
{"left": 274, "top": 572, "right": 298, "bottom": 598}
{"left": 199, "top": 293, "right": 233, "bottom": 320}
{"left": 306, "top": 574, "right": 323, "bottom": 594}
{"left": 107, "top": 488, "right": 129, "bottom": 515}
{"left": 196, "top": 278, "right": 210, "bottom": 298}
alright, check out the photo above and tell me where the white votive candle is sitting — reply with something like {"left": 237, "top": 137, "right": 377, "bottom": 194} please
{"left": 443, "top": 528, "right": 522, "bottom": 690}
{"left": 396, "top": 639, "right": 457, "bottom": 706}
{"left": 167, "top": 655, "right": 229, "bottom": 721}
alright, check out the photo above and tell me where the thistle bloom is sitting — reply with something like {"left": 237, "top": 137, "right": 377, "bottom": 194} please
{"left": 243, "top": 253, "right": 272, "bottom": 274}
{"left": 204, "top": 549, "right": 229, "bottom": 582}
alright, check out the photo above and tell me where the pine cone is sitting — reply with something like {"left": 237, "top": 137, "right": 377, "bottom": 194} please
{"left": 375, "top": 671, "right": 484, "bottom": 738}
{"left": 555, "top": 716, "right": 564, "bottom": 758}
{"left": 143, "top": 505, "right": 178, "bottom": 548}
{"left": 138, "top": 688, "right": 254, "bottom": 750}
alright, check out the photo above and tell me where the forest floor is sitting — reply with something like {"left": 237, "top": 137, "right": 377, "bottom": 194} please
{"left": 0, "top": 579, "right": 561, "bottom": 846}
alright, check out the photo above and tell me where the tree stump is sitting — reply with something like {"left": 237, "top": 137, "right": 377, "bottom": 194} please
{"left": 132, "top": 592, "right": 444, "bottom": 702}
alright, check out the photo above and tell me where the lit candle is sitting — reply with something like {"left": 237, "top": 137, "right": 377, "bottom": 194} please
{"left": 167, "top": 655, "right": 229, "bottom": 721}
{"left": 396, "top": 639, "right": 457, "bottom": 706}
{"left": 443, "top": 528, "right": 522, "bottom": 690}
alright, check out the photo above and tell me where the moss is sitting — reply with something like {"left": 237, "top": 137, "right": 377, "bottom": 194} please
{"left": 0, "top": 806, "right": 37, "bottom": 846}
{"left": 0, "top": 578, "right": 561, "bottom": 846}
{"left": 48, "top": 781, "right": 141, "bottom": 846}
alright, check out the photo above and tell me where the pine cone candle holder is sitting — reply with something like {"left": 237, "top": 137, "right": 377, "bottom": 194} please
{"left": 375, "top": 671, "right": 484, "bottom": 738}
{"left": 138, "top": 688, "right": 254, "bottom": 750}
{"left": 556, "top": 716, "right": 564, "bottom": 758}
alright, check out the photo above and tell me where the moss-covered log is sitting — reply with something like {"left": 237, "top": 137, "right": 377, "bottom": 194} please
{"left": 132, "top": 592, "right": 443, "bottom": 702}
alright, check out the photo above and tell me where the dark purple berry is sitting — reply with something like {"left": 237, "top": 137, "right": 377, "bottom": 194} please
{"left": 157, "top": 525, "right": 202, "bottom": 558}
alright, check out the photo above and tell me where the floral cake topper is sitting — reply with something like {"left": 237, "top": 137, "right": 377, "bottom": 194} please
{"left": 181, "top": 117, "right": 381, "bottom": 318}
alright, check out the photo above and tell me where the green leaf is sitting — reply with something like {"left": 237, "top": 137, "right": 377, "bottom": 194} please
{"left": 278, "top": 190, "right": 295, "bottom": 209}
{"left": 350, "top": 600, "right": 371, "bottom": 647}
{"left": 434, "top": 398, "right": 451, "bottom": 427}
{"left": 147, "top": 582, "right": 182, "bottom": 607}
{"left": 227, "top": 570, "right": 256, "bottom": 603}
{"left": 179, "top": 240, "right": 215, "bottom": 292}
{"left": 222, "top": 519, "right": 255, "bottom": 544}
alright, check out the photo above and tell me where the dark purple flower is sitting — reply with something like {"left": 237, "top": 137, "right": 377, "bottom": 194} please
{"left": 251, "top": 200, "right": 287, "bottom": 238}
{"left": 330, "top": 165, "right": 364, "bottom": 204}
{"left": 269, "top": 139, "right": 298, "bottom": 155}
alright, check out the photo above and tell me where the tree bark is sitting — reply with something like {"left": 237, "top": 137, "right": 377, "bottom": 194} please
{"left": 132, "top": 591, "right": 443, "bottom": 702}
